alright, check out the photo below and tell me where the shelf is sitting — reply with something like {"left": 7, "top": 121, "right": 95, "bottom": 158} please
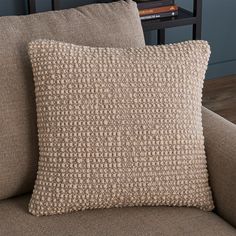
{"left": 141, "top": 7, "right": 197, "bottom": 31}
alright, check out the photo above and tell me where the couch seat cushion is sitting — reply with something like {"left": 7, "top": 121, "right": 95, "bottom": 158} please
{"left": 0, "top": 195, "right": 235, "bottom": 236}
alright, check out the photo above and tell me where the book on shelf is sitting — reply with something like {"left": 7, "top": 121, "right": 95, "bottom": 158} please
{"left": 136, "top": 0, "right": 179, "bottom": 21}
{"left": 139, "top": 5, "right": 178, "bottom": 16}
{"left": 137, "top": 0, "right": 175, "bottom": 10}
{"left": 140, "top": 10, "right": 178, "bottom": 20}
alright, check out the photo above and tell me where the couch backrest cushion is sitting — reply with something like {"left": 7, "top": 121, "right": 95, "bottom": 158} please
{"left": 0, "top": 0, "right": 145, "bottom": 200}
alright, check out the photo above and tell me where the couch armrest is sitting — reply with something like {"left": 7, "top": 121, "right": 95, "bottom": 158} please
{"left": 202, "top": 106, "right": 236, "bottom": 227}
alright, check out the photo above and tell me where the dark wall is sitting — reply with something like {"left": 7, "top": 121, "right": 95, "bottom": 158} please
{"left": 0, "top": 0, "right": 235, "bottom": 79}
{"left": 0, "top": 0, "right": 27, "bottom": 15}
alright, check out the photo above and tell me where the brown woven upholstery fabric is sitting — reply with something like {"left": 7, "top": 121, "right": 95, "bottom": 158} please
{"left": 0, "top": 0, "right": 145, "bottom": 200}
{"left": 202, "top": 107, "right": 236, "bottom": 228}
{"left": 29, "top": 40, "right": 213, "bottom": 216}
{"left": 1, "top": 194, "right": 235, "bottom": 236}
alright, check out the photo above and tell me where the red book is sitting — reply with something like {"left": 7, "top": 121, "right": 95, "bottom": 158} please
{"left": 139, "top": 5, "right": 178, "bottom": 16}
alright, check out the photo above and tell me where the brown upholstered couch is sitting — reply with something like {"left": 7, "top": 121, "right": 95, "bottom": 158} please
{"left": 0, "top": 1, "right": 235, "bottom": 235}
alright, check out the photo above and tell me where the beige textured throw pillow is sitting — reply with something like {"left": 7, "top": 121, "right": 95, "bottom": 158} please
{"left": 29, "top": 40, "right": 214, "bottom": 216}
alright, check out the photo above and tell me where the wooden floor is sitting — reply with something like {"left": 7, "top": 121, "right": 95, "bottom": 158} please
{"left": 203, "top": 74, "right": 236, "bottom": 124}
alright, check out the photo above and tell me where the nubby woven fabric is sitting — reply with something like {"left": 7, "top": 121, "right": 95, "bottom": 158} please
{"left": 29, "top": 40, "right": 214, "bottom": 216}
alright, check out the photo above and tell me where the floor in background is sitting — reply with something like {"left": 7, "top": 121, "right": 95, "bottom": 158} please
{"left": 203, "top": 74, "right": 236, "bottom": 124}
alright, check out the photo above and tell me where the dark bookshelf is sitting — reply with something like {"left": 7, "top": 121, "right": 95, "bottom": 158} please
{"left": 142, "top": 8, "right": 194, "bottom": 31}
{"left": 141, "top": 0, "right": 202, "bottom": 44}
